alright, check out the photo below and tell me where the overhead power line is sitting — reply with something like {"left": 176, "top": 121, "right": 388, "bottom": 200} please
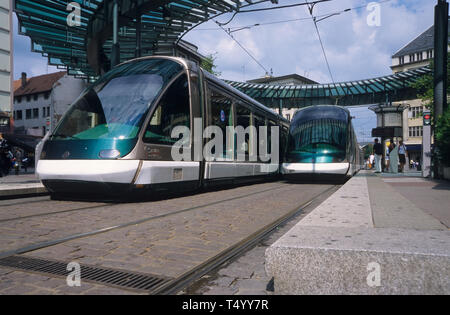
{"left": 216, "top": 0, "right": 332, "bottom": 26}
{"left": 214, "top": 20, "right": 271, "bottom": 76}
{"left": 194, "top": 0, "right": 394, "bottom": 32}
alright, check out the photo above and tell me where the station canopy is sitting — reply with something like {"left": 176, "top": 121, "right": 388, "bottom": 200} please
{"left": 15, "top": 0, "right": 265, "bottom": 79}
{"left": 226, "top": 67, "right": 431, "bottom": 107}
{"left": 15, "top": 0, "right": 431, "bottom": 107}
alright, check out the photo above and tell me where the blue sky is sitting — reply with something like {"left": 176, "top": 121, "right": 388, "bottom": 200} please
{"left": 12, "top": 0, "right": 438, "bottom": 141}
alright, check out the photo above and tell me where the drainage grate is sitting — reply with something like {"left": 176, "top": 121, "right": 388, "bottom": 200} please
{"left": 0, "top": 255, "right": 172, "bottom": 293}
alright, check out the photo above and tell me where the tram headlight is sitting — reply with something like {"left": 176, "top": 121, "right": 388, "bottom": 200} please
{"left": 99, "top": 149, "right": 121, "bottom": 159}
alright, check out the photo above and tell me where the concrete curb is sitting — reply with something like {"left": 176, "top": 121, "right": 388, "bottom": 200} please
{"left": 0, "top": 185, "right": 48, "bottom": 199}
{"left": 265, "top": 174, "right": 450, "bottom": 295}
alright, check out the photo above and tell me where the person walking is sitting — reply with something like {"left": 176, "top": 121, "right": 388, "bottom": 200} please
{"left": 398, "top": 140, "right": 407, "bottom": 172}
{"left": 373, "top": 138, "right": 383, "bottom": 173}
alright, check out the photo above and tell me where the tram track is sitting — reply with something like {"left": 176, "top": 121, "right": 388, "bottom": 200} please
{"left": 0, "top": 183, "right": 292, "bottom": 259}
{"left": 0, "top": 183, "right": 289, "bottom": 224}
{"left": 151, "top": 185, "right": 339, "bottom": 295}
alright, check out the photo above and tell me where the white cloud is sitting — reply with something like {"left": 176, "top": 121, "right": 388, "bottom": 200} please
{"left": 184, "top": 0, "right": 436, "bottom": 83}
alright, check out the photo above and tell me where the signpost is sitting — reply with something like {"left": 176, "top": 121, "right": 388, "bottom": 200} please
{"left": 422, "top": 111, "right": 432, "bottom": 177}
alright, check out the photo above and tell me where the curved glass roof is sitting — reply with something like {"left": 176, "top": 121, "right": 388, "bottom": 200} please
{"left": 14, "top": 0, "right": 431, "bottom": 106}
{"left": 225, "top": 67, "right": 431, "bottom": 107}
{"left": 15, "top": 0, "right": 269, "bottom": 78}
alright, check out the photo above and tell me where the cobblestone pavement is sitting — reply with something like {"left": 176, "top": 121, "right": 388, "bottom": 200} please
{"left": 0, "top": 182, "right": 289, "bottom": 251}
{"left": 0, "top": 181, "right": 335, "bottom": 294}
{"left": 182, "top": 187, "right": 338, "bottom": 295}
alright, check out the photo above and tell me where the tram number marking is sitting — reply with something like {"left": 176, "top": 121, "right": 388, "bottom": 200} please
{"left": 173, "top": 168, "right": 183, "bottom": 181}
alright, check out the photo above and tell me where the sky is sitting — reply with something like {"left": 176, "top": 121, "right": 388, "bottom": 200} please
{"left": 12, "top": 0, "right": 438, "bottom": 142}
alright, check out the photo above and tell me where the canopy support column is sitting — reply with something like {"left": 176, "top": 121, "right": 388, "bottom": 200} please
{"left": 111, "top": 0, "right": 120, "bottom": 67}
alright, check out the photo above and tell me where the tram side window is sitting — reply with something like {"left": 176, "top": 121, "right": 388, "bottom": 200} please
{"left": 236, "top": 104, "right": 252, "bottom": 158}
{"left": 144, "top": 74, "right": 190, "bottom": 146}
{"left": 208, "top": 87, "right": 233, "bottom": 159}
{"left": 254, "top": 115, "right": 267, "bottom": 163}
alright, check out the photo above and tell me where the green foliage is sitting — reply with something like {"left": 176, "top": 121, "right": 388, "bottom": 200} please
{"left": 410, "top": 53, "right": 450, "bottom": 114}
{"left": 410, "top": 53, "right": 450, "bottom": 167}
{"left": 363, "top": 144, "right": 373, "bottom": 159}
{"left": 435, "top": 107, "right": 450, "bottom": 166}
{"left": 201, "top": 53, "right": 221, "bottom": 77}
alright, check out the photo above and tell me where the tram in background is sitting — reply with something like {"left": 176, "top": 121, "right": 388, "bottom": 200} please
{"left": 36, "top": 56, "right": 289, "bottom": 199}
{"left": 282, "top": 105, "right": 363, "bottom": 180}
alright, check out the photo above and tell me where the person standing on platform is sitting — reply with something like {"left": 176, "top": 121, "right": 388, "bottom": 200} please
{"left": 373, "top": 138, "right": 383, "bottom": 173}
{"left": 388, "top": 142, "right": 399, "bottom": 174}
{"left": 398, "top": 140, "right": 407, "bottom": 172}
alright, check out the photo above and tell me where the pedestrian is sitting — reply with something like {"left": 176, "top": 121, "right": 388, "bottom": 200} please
{"left": 388, "top": 142, "right": 399, "bottom": 174}
{"left": 373, "top": 138, "right": 383, "bottom": 173}
{"left": 398, "top": 140, "right": 407, "bottom": 172}
{"left": 385, "top": 146, "right": 390, "bottom": 172}
{"left": 0, "top": 133, "right": 8, "bottom": 177}
{"left": 13, "top": 148, "right": 22, "bottom": 175}
{"left": 369, "top": 154, "right": 375, "bottom": 169}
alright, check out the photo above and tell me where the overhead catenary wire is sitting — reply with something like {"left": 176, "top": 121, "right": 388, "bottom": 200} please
{"left": 214, "top": 20, "right": 271, "bottom": 75}
{"left": 304, "top": 0, "right": 335, "bottom": 84}
{"left": 216, "top": 0, "right": 333, "bottom": 26}
{"left": 193, "top": 0, "right": 394, "bottom": 32}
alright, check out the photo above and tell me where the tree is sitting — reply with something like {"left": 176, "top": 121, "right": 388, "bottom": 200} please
{"left": 201, "top": 53, "right": 221, "bottom": 77}
{"left": 411, "top": 53, "right": 450, "bottom": 167}
{"left": 411, "top": 53, "right": 450, "bottom": 113}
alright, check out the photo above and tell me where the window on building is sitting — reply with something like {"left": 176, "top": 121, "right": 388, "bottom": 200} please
{"left": 16, "top": 110, "right": 22, "bottom": 121}
{"left": 410, "top": 106, "right": 423, "bottom": 118}
{"left": 44, "top": 92, "right": 50, "bottom": 100}
{"left": 33, "top": 94, "right": 38, "bottom": 101}
{"left": 16, "top": 96, "right": 22, "bottom": 103}
{"left": 26, "top": 109, "right": 31, "bottom": 119}
{"left": 409, "top": 126, "right": 423, "bottom": 137}
{"left": 399, "top": 56, "right": 405, "bottom": 65}
{"left": 427, "top": 50, "right": 433, "bottom": 59}
{"left": 417, "top": 52, "right": 423, "bottom": 61}
{"left": 33, "top": 108, "right": 39, "bottom": 119}
{"left": 47, "top": 107, "right": 50, "bottom": 117}
{"left": 409, "top": 54, "right": 415, "bottom": 63}
{"left": 26, "top": 95, "right": 31, "bottom": 102}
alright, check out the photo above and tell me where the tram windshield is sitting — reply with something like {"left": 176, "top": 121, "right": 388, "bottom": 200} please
{"left": 52, "top": 59, "right": 183, "bottom": 140}
{"left": 287, "top": 118, "right": 348, "bottom": 163}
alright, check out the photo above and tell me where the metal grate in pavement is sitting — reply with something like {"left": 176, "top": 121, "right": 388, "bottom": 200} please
{"left": 0, "top": 255, "right": 172, "bottom": 293}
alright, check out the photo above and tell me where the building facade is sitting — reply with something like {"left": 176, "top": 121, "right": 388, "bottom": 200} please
{"left": 391, "top": 24, "right": 450, "bottom": 162}
{"left": 13, "top": 72, "right": 86, "bottom": 137}
{"left": 0, "top": 0, "right": 13, "bottom": 132}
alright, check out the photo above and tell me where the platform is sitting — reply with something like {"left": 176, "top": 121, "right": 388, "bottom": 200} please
{"left": 265, "top": 171, "right": 450, "bottom": 295}
{"left": 0, "top": 173, "right": 47, "bottom": 198}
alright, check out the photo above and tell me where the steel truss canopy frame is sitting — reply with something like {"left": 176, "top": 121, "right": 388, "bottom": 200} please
{"left": 14, "top": 0, "right": 431, "bottom": 107}
{"left": 226, "top": 67, "right": 431, "bottom": 107}
{"left": 15, "top": 0, "right": 269, "bottom": 79}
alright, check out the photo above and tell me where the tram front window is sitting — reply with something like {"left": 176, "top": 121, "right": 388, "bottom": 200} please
{"left": 287, "top": 119, "right": 347, "bottom": 163}
{"left": 52, "top": 59, "right": 183, "bottom": 141}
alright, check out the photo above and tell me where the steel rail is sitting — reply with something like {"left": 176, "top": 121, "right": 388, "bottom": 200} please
{"left": 0, "top": 183, "right": 291, "bottom": 260}
{"left": 152, "top": 184, "right": 339, "bottom": 295}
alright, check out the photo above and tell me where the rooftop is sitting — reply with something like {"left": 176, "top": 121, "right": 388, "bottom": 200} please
{"left": 392, "top": 23, "right": 450, "bottom": 58}
{"left": 14, "top": 72, "right": 66, "bottom": 97}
